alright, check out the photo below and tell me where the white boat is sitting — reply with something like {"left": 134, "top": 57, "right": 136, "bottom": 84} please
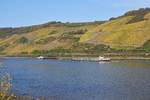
{"left": 37, "top": 56, "right": 45, "bottom": 59}
{"left": 98, "top": 56, "right": 110, "bottom": 61}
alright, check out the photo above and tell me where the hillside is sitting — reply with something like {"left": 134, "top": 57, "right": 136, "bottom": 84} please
{"left": 0, "top": 8, "right": 150, "bottom": 56}
{"left": 80, "top": 8, "right": 150, "bottom": 50}
{"left": 0, "top": 21, "right": 107, "bottom": 56}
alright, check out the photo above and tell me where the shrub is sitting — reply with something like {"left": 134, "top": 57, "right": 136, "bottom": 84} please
{"left": 17, "top": 37, "right": 29, "bottom": 44}
{"left": 0, "top": 73, "right": 11, "bottom": 94}
{"left": 0, "top": 64, "right": 12, "bottom": 100}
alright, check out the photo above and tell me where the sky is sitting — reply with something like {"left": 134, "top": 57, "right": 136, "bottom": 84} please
{"left": 0, "top": 0, "right": 150, "bottom": 27}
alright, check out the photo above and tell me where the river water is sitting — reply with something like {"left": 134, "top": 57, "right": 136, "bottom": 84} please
{"left": 0, "top": 57, "right": 150, "bottom": 100}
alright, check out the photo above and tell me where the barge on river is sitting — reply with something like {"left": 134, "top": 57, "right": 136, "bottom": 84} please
{"left": 72, "top": 56, "right": 111, "bottom": 62}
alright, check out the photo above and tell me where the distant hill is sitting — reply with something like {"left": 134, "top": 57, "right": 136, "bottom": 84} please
{"left": 0, "top": 21, "right": 106, "bottom": 56}
{"left": 0, "top": 8, "right": 150, "bottom": 56}
{"left": 80, "top": 8, "right": 150, "bottom": 50}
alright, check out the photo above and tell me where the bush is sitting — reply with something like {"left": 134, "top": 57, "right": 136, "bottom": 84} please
{"left": 137, "top": 40, "right": 150, "bottom": 52}
{"left": 0, "top": 64, "right": 12, "bottom": 99}
{"left": 17, "top": 37, "right": 29, "bottom": 44}
{"left": 32, "top": 48, "right": 72, "bottom": 56}
{"left": 0, "top": 74, "right": 11, "bottom": 94}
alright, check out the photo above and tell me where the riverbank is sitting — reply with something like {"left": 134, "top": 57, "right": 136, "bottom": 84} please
{"left": 0, "top": 54, "right": 150, "bottom": 61}
{"left": 0, "top": 93, "right": 36, "bottom": 100}
{"left": 58, "top": 56, "right": 150, "bottom": 61}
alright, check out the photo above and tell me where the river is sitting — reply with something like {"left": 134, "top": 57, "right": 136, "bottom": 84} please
{"left": 0, "top": 57, "right": 150, "bottom": 100}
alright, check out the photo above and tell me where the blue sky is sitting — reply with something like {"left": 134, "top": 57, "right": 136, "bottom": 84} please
{"left": 0, "top": 0, "right": 150, "bottom": 27}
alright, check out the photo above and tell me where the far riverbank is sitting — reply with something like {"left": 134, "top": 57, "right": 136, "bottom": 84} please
{"left": 0, "top": 55, "right": 150, "bottom": 61}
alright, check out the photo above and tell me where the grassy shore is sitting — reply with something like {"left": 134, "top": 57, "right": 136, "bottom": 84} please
{"left": 0, "top": 52, "right": 150, "bottom": 61}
